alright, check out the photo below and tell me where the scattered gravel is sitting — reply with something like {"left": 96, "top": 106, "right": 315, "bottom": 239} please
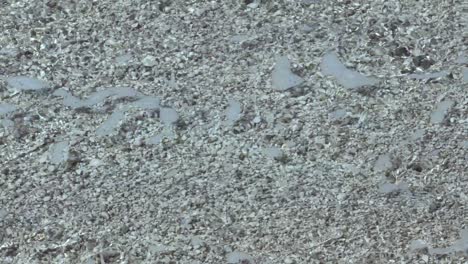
{"left": 0, "top": 0, "right": 466, "bottom": 263}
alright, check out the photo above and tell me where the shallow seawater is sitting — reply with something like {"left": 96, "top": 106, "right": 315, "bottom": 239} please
{"left": 320, "top": 52, "right": 378, "bottom": 89}
{"left": 96, "top": 110, "right": 126, "bottom": 137}
{"left": 0, "top": 103, "right": 16, "bottom": 116}
{"left": 6, "top": 76, "right": 50, "bottom": 92}
{"left": 48, "top": 140, "right": 70, "bottom": 164}
{"left": 271, "top": 56, "right": 304, "bottom": 91}
{"left": 54, "top": 87, "right": 142, "bottom": 109}
{"left": 430, "top": 100, "right": 454, "bottom": 124}
{"left": 225, "top": 99, "right": 242, "bottom": 124}
{"left": 160, "top": 107, "right": 179, "bottom": 125}
{"left": 408, "top": 71, "right": 449, "bottom": 80}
